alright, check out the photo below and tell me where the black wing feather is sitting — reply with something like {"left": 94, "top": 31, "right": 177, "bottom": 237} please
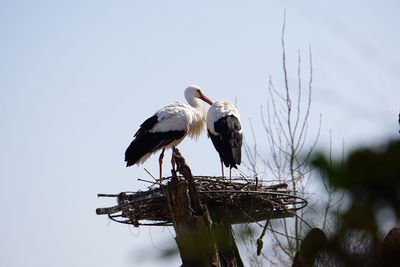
{"left": 209, "top": 115, "right": 243, "bottom": 169}
{"left": 125, "top": 131, "right": 185, "bottom": 167}
{"left": 125, "top": 114, "right": 186, "bottom": 167}
{"left": 134, "top": 115, "right": 158, "bottom": 137}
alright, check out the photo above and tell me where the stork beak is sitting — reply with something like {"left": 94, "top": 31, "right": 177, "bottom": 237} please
{"left": 199, "top": 94, "right": 213, "bottom": 106}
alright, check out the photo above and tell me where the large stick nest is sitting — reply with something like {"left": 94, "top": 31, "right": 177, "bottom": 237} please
{"left": 96, "top": 176, "right": 307, "bottom": 227}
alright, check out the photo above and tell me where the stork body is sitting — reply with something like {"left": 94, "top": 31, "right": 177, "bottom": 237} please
{"left": 206, "top": 101, "right": 243, "bottom": 178}
{"left": 125, "top": 86, "right": 213, "bottom": 182}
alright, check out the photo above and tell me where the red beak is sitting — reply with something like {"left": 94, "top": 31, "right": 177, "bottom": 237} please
{"left": 199, "top": 94, "right": 213, "bottom": 106}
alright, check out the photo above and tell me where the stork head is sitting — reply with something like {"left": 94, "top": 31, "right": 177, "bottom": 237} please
{"left": 185, "top": 85, "right": 213, "bottom": 106}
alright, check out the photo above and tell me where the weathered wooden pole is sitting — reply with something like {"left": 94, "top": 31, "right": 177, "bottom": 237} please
{"left": 166, "top": 148, "right": 243, "bottom": 267}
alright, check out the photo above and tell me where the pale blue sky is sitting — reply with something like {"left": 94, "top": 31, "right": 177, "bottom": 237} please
{"left": 1, "top": 1, "right": 399, "bottom": 267}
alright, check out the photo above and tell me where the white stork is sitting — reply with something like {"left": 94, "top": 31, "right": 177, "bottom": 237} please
{"left": 125, "top": 85, "right": 213, "bottom": 183}
{"left": 206, "top": 100, "right": 243, "bottom": 178}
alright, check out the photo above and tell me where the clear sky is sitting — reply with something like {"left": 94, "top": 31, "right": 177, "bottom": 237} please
{"left": 1, "top": 1, "right": 399, "bottom": 267}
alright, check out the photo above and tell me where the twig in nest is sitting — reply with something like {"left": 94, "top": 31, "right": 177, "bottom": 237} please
{"left": 138, "top": 178, "right": 159, "bottom": 186}
{"left": 144, "top": 168, "right": 157, "bottom": 182}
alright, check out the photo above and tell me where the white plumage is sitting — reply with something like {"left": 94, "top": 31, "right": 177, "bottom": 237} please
{"left": 125, "top": 85, "right": 213, "bottom": 181}
{"left": 151, "top": 101, "right": 205, "bottom": 140}
{"left": 206, "top": 101, "right": 241, "bottom": 135}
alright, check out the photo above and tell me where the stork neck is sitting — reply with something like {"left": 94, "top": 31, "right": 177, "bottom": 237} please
{"left": 186, "top": 96, "right": 202, "bottom": 110}
{"left": 185, "top": 97, "right": 207, "bottom": 139}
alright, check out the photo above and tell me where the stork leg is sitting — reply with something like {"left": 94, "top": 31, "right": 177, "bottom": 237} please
{"left": 220, "top": 159, "right": 225, "bottom": 179}
{"left": 171, "top": 146, "right": 176, "bottom": 173}
{"left": 158, "top": 148, "right": 165, "bottom": 185}
{"left": 229, "top": 167, "right": 232, "bottom": 182}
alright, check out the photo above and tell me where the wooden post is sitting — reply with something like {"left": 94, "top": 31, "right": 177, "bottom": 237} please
{"left": 166, "top": 148, "right": 243, "bottom": 267}
{"left": 210, "top": 206, "right": 244, "bottom": 267}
